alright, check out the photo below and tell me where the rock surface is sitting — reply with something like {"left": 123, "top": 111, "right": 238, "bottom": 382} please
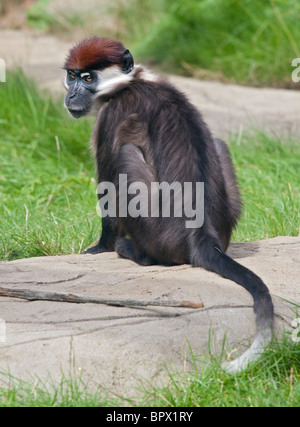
{"left": 0, "top": 237, "right": 299, "bottom": 396}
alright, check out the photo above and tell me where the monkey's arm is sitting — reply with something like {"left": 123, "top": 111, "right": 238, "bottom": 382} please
{"left": 85, "top": 114, "right": 153, "bottom": 256}
{"left": 84, "top": 216, "right": 116, "bottom": 254}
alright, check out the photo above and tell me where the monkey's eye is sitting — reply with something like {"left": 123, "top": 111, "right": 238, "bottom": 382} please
{"left": 84, "top": 75, "right": 93, "bottom": 83}
{"left": 68, "top": 71, "right": 76, "bottom": 80}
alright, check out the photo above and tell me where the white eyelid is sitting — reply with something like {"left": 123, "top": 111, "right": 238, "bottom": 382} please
{"left": 80, "top": 72, "right": 91, "bottom": 78}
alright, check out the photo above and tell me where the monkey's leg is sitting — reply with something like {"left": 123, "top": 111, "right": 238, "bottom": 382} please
{"left": 115, "top": 237, "right": 156, "bottom": 266}
{"left": 84, "top": 216, "right": 116, "bottom": 254}
{"left": 116, "top": 129, "right": 157, "bottom": 266}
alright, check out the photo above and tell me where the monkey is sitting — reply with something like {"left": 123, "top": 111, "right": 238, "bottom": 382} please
{"left": 63, "top": 37, "right": 274, "bottom": 373}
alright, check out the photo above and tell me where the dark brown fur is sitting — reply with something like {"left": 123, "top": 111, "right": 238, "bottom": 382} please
{"left": 92, "top": 77, "right": 239, "bottom": 262}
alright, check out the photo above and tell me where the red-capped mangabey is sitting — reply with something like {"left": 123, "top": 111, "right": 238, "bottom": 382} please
{"left": 63, "top": 37, "right": 274, "bottom": 373}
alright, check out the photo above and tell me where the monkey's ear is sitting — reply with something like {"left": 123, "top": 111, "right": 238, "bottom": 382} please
{"left": 122, "top": 49, "right": 134, "bottom": 74}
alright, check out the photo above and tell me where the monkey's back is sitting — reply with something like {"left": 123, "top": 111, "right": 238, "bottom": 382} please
{"left": 96, "top": 79, "right": 235, "bottom": 262}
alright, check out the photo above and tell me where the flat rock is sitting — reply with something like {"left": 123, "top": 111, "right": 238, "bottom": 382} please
{"left": 0, "top": 236, "right": 299, "bottom": 396}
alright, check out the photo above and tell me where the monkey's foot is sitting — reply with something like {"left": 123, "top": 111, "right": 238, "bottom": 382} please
{"left": 115, "top": 238, "right": 156, "bottom": 266}
{"left": 83, "top": 243, "right": 114, "bottom": 255}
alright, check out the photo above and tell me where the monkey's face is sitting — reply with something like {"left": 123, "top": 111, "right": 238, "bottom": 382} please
{"left": 63, "top": 38, "right": 134, "bottom": 118}
{"left": 64, "top": 70, "right": 99, "bottom": 118}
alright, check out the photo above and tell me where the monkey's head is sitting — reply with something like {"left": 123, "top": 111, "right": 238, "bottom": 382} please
{"left": 63, "top": 37, "right": 134, "bottom": 118}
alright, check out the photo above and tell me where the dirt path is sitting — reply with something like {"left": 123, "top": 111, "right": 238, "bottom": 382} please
{"left": 1, "top": 29, "right": 300, "bottom": 139}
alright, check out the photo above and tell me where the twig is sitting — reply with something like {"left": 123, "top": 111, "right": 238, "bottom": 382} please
{"left": 0, "top": 286, "right": 204, "bottom": 309}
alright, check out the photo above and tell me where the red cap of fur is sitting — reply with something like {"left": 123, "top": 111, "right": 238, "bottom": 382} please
{"left": 64, "top": 37, "right": 126, "bottom": 71}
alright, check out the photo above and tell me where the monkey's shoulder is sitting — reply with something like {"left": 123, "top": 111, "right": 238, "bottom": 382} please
{"left": 105, "top": 72, "right": 200, "bottom": 124}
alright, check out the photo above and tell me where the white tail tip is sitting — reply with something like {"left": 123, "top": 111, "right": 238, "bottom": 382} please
{"left": 222, "top": 329, "right": 272, "bottom": 374}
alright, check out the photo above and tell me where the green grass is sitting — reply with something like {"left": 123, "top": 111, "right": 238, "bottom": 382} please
{"left": 26, "top": 0, "right": 54, "bottom": 31}
{"left": 230, "top": 132, "right": 300, "bottom": 241}
{"left": 0, "top": 373, "right": 117, "bottom": 407}
{"left": 0, "top": 366, "right": 122, "bottom": 407}
{"left": 142, "top": 335, "right": 300, "bottom": 407}
{"left": 24, "top": 0, "right": 300, "bottom": 87}
{"left": 108, "top": 0, "right": 300, "bottom": 87}
{"left": 0, "top": 333, "right": 299, "bottom": 407}
{"left": 0, "top": 71, "right": 299, "bottom": 261}
{"left": 0, "top": 71, "right": 99, "bottom": 260}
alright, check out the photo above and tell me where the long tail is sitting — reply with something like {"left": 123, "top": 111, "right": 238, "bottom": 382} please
{"left": 193, "top": 239, "right": 274, "bottom": 373}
